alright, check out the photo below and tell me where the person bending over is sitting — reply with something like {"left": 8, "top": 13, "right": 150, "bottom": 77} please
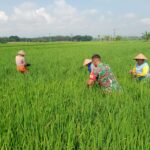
{"left": 87, "top": 54, "right": 120, "bottom": 92}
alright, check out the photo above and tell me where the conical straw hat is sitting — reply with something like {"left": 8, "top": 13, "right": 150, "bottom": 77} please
{"left": 134, "top": 53, "right": 148, "bottom": 60}
{"left": 18, "top": 50, "right": 25, "bottom": 56}
{"left": 83, "top": 59, "right": 92, "bottom": 66}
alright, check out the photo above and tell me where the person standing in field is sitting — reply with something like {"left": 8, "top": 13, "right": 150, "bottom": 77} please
{"left": 87, "top": 54, "right": 120, "bottom": 92}
{"left": 83, "top": 59, "right": 93, "bottom": 73}
{"left": 16, "top": 50, "right": 30, "bottom": 73}
{"left": 129, "top": 53, "right": 150, "bottom": 81}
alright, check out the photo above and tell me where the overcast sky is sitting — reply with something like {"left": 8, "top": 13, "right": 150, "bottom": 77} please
{"left": 0, "top": 0, "right": 150, "bottom": 37}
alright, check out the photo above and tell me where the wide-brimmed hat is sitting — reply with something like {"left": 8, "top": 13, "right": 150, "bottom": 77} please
{"left": 83, "top": 59, "right": 92, "bottom": 66}
{"left": 18, "top": 50, "right": 25, "bottom": 56}
{"left": 134, "top": 53, "right": 148, "bottom": 60}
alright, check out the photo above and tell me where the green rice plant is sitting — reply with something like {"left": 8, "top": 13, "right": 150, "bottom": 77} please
{"left": 0, "top": 41, "right": 150, "bottom": 149}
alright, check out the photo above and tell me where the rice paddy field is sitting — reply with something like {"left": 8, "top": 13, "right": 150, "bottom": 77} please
{"left": 0, "top": 41, "right": 150, "bottom": 149}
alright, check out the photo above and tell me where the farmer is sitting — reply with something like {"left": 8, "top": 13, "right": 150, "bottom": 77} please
{"left": 87, "top": 54, "right": 120, "bottom": 92}
{"left": 16, "top": 50, "right": 30, "bottom": 73}
{"left": 129, "top": 53, "right": 150, "bottom": 81}
{"left": 83, "top": 59, "right": 93, "bottom": 73}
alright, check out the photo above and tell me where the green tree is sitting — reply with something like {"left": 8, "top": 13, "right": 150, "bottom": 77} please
{"left": 9, "top": 36, "right": 20, "bottom": 42}
{"left": 115, "top": 35, "right": 122, "bottom": 41}
{"left": 0, "top": 37, "right": 8, "bottom": 43}
{"left": 142, "top": 32, "right": 150, "bottom": 41}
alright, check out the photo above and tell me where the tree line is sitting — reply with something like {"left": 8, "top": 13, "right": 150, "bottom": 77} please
{"left": 0, "top": 32, "right": 150, "bottom": 43}
{"left": 99, "top": 32, "right": 150, "bottom": 41}
{"left": 0, "top": 35, "right": 93, "bottom": 43}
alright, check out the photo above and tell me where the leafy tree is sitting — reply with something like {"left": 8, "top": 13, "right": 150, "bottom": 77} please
{"left": 115, "top": 35, "right": 122, "bottom": 41}
{"left": 73, "top": 35, "right": 93, "bottom": 41}
{"left": 9, "top": 36, "right": 20, "bottom": 42}
{"left": 142, "top": 32, "right": 150, "bottom": 41}
{"left": 0, "top": 37, "right": 8, "bottom": 43}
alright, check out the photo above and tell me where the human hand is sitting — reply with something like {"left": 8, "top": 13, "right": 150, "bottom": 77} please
{"left": 129, "top": 70, "right": 133, "bottom": 74}
{"left": 87, "top": 79, "right": 95, "bottom": 88}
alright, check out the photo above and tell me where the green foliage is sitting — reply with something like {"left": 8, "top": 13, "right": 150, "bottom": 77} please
{"left": 142, "top": 32, "right": 150, "bottom": 41}
{"left": 9, "top": 36, "right": 20, "bottom": 42}
{"left": 0, "top": 41, "right": 150, "bottom": 149}
{"left": 0, "top": 36, "right": 20, "bottom": 43}
{"left": 0, "top": 35, "right": 93, "bottom": 43}
{"left": 0, "top": 37, "right": 9, "bottom": 43}
{"left": 101, "top": 35, "right": 113, "bottom": 41}
{"left": 72, "top": 35, "right": 93, "bottom": 41}
{"left": 115, "top": 35, "right": 122, "bottom": 41}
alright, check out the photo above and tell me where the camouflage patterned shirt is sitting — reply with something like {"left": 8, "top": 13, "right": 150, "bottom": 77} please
{"left": 90, "top": 63, "right": 120, "bottom": 92}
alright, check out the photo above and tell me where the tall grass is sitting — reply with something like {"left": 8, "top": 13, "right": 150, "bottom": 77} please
{"left": 0, "top": 41, "right": 150, "bottom": 149}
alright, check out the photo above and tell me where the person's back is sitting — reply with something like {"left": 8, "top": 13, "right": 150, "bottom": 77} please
{"left": 92, "top": 63, "right": 120, "bottom": 91}
{"left": 15, "top": 50, "right": 28, "bottom": 73}
{"left": 16, "top": 55, "right": 25, "bottom": 66}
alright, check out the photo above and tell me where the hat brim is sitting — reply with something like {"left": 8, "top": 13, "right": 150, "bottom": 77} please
{"left": 134, "top": 58, "right": 147, "bottom": 60}
{"left": 18, "top": 53, "right": 25, "bottom": 56}
{"left": 83, "top": 60, "right": 92, "bottom": 66}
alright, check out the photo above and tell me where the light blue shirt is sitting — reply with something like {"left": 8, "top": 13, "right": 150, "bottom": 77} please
{"left": 136, "top": 62, "right": 149, "bottom": 76}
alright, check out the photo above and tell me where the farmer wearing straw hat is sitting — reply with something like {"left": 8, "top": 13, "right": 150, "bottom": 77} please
{"left": 130, "top": 53, "right": 150, "bottom": 81}
{"left": 83, "top": 59, "right": 93, "bottom": 73}
{"left": 87, "top": 54, "right": 120, "bottom": 92}
{"left": 16, "top": 50, "right": 31, "bottom": 73}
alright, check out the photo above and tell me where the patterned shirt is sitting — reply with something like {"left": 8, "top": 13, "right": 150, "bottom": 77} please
{"left": 90, "top": 63, "right": 120, "bottom": 91}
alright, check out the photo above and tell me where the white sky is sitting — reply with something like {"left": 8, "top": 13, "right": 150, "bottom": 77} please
{"left": 0, "top": 0, "right": 150, "bottom": 37}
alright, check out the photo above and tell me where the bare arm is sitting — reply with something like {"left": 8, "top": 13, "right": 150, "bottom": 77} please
{"left": 87, "top": 71, "right": 97, "bottom": 87}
